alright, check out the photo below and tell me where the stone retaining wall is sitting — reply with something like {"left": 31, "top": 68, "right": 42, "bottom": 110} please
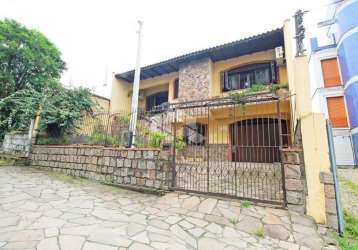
{"left": 320, "top": 171, "right": 338, "bottom": 230}
{"left": 30, "top": 145, "right": 171, "bottom": 191}
{"left": 2, "top": 133, "right": 31, "bottom": 157}
{"left": 281, "top": 148, "right": 306, "bottom": 214}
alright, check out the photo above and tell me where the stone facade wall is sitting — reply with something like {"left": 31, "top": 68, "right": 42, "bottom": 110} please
{"left": 30, "top": 145, "right": 171, "bottom": 191}
{"left": 2, "top": 133, "right": 31, "bottom": 157}
{"left": 281, "top": 148, "right": 306, "bottom": 214}
{"left": 178, "top": 58, "right": 212, "bottom": 102}
{"left": 320, "top": 171, "right": 338, "bottom": 230}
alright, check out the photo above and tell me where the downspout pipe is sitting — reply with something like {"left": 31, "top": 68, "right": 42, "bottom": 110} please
{"left": 326, "top": 120, "right": 345, "bottom": 235}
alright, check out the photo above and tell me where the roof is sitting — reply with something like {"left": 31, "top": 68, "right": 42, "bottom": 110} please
{"left": 91, "top": 93, "right": 110, "bottom": 102}
{"left": 116, "top": 28, "right": 284, "bottom": 83}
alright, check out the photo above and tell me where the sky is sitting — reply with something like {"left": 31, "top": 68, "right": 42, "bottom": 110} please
{"left": 1, "top": 0, "right": 330, "bottom": 97}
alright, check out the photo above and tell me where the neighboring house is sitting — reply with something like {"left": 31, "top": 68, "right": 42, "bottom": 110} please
{"left": 91, "top": 93, "right": 110, "bottom": 113}
{"left": 308, "top": 41, "right": 355, "bottom": 166}
{"left": 330, "top": 0, "right": 358, "bottom": 165}
{"left": 306, "top": 0, "right": 358, "bottom": 166}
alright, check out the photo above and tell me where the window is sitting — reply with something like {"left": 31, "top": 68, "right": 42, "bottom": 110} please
{"left": 327, "top": 96, "right": 348, "bottom": 128}
{"left": 183, "top": 123, "right": 207, "bottom": 145}
{"left": 146, "top": 92, "right": 168, "bottom": 111}
{"left": 221, "top": 62, "right": 276, "bottom": 91}
{"left": 321, "top": 58, "right": 341, "bottom": 87}
{"left": 173, "top": 78, "right": 179, "bottom": 99}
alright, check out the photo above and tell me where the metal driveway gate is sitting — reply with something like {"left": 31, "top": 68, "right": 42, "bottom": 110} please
{"left": 170, "top": 95, "right": 290, "bottom": 205}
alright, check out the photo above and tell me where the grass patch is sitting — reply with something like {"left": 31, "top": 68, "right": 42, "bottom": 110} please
{"left": 255, "top": 226, "right": 265, "bottom": 238}
{"left": 229, "top": 218, "right": 239, "bottom": 225}
{"left": 0, "top": 159, "right": 9, "bottom": 165}
{"left": 240, "top": 200, "right": 251, "bottom": 208}
{"left": 46, "top": 171, "right": 85, "bottom": 185}
{"left": 337, "top": 210, "right": 358, "bottom": 250}
{"left": 340, "top": 176, "right": 358, "bottom": 195}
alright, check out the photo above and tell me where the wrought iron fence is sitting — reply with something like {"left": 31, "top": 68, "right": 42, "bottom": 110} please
{"left": 35, "top": 93, "right": 291, "bottom": 205}
{"left": 169, "top": 93, "right": 291, "bottom": 205}
{"left": 35, "top": 109, "right": 174, "bottom": 148}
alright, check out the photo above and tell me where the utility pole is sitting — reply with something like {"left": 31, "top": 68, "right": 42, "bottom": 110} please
{"left": 128, "top": 20, "right": 143, "bottom": 147}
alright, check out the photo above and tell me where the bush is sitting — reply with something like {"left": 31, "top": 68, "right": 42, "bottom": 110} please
{"left": 88, "top": 132, "right": 119, "bottom": 146}
{"left": 36, "top": 136, "right": 70, "bottom": 145}
{"left": 149, "top": 131, "right": 166, "bottom": 148}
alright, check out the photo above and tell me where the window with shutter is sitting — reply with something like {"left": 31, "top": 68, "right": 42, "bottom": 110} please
{"left": 321, "top": 58, "right": 341, "bottom": 87}
{"left": 327, "top": 96, "right": 348, "bottom": 128}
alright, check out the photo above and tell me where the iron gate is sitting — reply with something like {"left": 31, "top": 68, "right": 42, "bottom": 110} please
{"left": 170, "top": 95, "right": 290, "bottom": 205}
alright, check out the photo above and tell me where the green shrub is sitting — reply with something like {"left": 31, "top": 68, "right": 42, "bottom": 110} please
{"left": 338, "top": 210, "right": 358, "bottom": 250}
{"left": 247, "top": 84, "right": 268, "bottom": 93}
{"left": 88, "top": 132, "right": 119, "bottom": 146}
{"left": 149, "top": 131, "right": 166, "bottom": 148}
{"left": 37, "top": 136, "right": 70, "bottom": 145}
{"left": 240, "top": 200, "right": 251, "bottom": 208}
{"left": 175, "top": 137, "right": 186, "bottom": 152}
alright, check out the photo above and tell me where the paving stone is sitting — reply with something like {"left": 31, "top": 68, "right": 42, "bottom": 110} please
{"left": 204, "top": 214, "right": 231, "bottom": 226}
{"left": 0, "top": 217, "right": 19, "bottom": 227}
{"left": 37, "top": 237, "right": 59, "bottom": 250}
{"left": 182, "top": 196, "right": 201, "bottom": 210}
{"left": 170, "top": 224, "right": 196, "bottom": 248}
{"left": 294, "top": 232, "right": 324, "bottom": 250}
{"left": 88, "top": 227, "right": 131, "bottom": 247}
{"left": 148, "top": 232, "right": 171, "bottom": 242}
{"left": 179, "top": 220, "right": 194, "bottom": 229}
{"left": 165, "top": 215, "right": 182, "bottom": 224}
{"left": 29, "top": 216, "right": 66, "bottom": 229}
{"left": 218, "top": 207, "right": 240, "bottom": 220}
{"left": 188, "top": 227, "right": 206, "bottom": 237}
{"left": 236, "top": 216, "right": 263, "bottom": 234}
{"left": 148, "top": 219, "right": 170, "bottom": 230}
{"left": 127, "top": 223, "right": 146, "bottom": 236}
{"left": 279, "top": 240, "right": 300, "bottom": 250}
{"left": 59, "top": 235, "right": 85, "bottom": 250}
{"left": 223, "top": 226, "right": 241, "bottom": 238}
{"left": 61, "top": 225, "right": 97, "bottom": 236}
{"left": 198, "top": 237, "right": 226, "bottom": 249}
{"left": 225, "top": 239, "right": 248, "bottom": 248}
{"left": 186, "top": 217, "right": 208, "bottom": 227}
{"left": 131, "top": 231, "right": 150, "bottom": 244}
{"left": 264, "top": 224, "right": 290, "bottom": 240}
{"left": 0, "top": 166, "right": 328, "bottom": 250}
{"left": 1, "top": 240, "right": 38, "bottom": 249}
{"left": 129, "top": 243, "right": 155, "bottom": 250}
{"left": 291, "top": 214, "right": 315, "bottom": 227}
{"left": 262, "top": 213, "right": 283, "bottom": 225}
{"left": 82, "top": 242, "right": 117, "bottom": 250}
{"left": 9, "top": 229, "right": 44, "bottom": 241}
{"left": 292, "top": 224, "right": 317, "bottom": 235}
{"left": 150, "top": 242, "right": 171, "bottom": 250}
{"left": 205, "top": 222, "right": 223, "bottom": 234}
{"left": 198, "top": 198, "right": 217, "bottom": 214}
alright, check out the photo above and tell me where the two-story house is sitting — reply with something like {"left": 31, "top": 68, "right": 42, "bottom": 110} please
{"left": 111, "top": 28, "right": 291, "bottom": 163}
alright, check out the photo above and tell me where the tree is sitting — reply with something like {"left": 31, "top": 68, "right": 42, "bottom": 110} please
{"left": 0, "top": 19, "right": 66, "bottom": 98}
{"left": 0, "top": 84, "right": 94, "bottom": 139}
{"left": 40, "top": 86, "right": 94, "bottom": 137}
{"left": 0, "top": 89, "right": 41, "bottom": 138}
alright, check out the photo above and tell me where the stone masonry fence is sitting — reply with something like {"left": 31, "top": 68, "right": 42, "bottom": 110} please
{"left": 30, "top": 145, "right": 172, "bottom": 192}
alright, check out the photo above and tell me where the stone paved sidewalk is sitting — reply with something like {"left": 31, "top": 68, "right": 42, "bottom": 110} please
{"left": 0, "top": 166, "right": 336, "bottom": 250}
